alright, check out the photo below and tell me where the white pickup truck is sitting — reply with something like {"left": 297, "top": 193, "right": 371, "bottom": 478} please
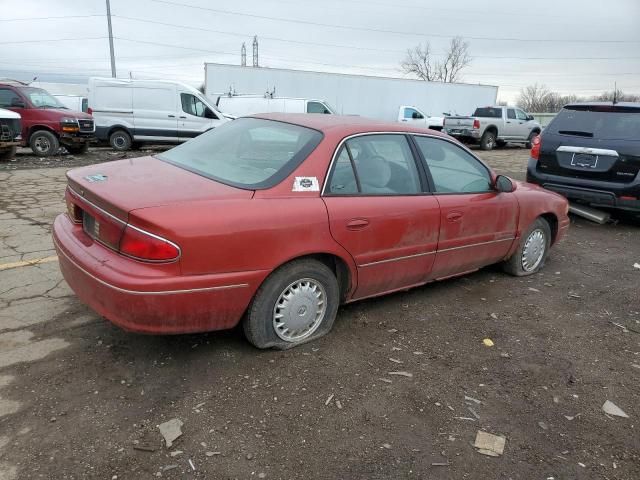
{"left": 0, "top": 108, "right": 21, "bottom": 161}
{"left": 444, "top": 106, "right": 541, "bottom": 150}
{"left": 397, "top": 105, "right": 445, "bottom": 131}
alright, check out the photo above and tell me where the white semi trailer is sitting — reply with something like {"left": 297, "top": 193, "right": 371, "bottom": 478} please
{"left": 204, "top": 63, "right": 498, "bottom": 125}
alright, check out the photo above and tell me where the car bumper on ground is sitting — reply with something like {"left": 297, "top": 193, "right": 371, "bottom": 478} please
{"left": 527, "top": 158, "right": 640, "bottom": 212}
{"left": 53, "top": 214, "right": 267, "bottom": 334}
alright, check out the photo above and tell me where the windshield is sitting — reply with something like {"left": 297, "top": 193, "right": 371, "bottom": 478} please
{"left": 473, "top": 107, "right": 502, "bottom": 118}
{"left": 548, "top": 106, "right": 640, "bottom": 140}
{"left": 157, "top": 118, "right": 323, "bottom": 189}
{"left": 21, "top": 87, "right": 65, "bottom": 108}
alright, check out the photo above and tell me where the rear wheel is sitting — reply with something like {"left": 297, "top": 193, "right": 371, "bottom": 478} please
{"left": 0, "top": 146, "right": 17, "bottom": 161}
{"left": 480, "top": 131, "right": 496, "bottom": 150}
{"left": 29, "top": 130, "right": 59, "bottom": 156}
{"left": 109, "top": 130, "right": 132, "bottom": 151}
{"left": 65, "top": 143, "right": 89, "bottom": 155}
{"left": 243, "top": 259, "right": 340, "bottom": 349}
{"left": 502, "top": 217, "right": 551, "bottom": 276}
{"left": 525, "top": 131, "right": 539, "bottom": 149}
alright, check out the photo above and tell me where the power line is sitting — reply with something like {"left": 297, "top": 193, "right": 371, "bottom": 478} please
{"left": 0, "top": 14, "right": 104, "bottom": 22}
{"left": 1, "top": 36, "right": 108, "bottom": 45}
{"left": 148, "top": 0, "right": 640, "bottom": 44}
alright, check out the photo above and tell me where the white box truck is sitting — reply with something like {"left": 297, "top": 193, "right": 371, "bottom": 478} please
{"left": 204, "top": 63, "right": 498, "bottom": 128}
{"left": 88, "top": 77, "right": 228, "bottom": 150}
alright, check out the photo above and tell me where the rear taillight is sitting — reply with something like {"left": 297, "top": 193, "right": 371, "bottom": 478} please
{"left": 65, "top": 190, "right": 82, "bottom": 224}
{"left": 119, "top": 225, "right": 180, "bottom": 262}
{"left": 87, "top": 107, "right": 93, "bottom": 115}
{"left": 530, "top": 135, "right": 541, "bottom": 160}
{"left": 473, "top": 119, "right": 480, "bottom": 129}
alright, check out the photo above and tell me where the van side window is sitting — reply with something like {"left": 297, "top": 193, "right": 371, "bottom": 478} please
{"left": 0, "top": 88, "right": 22, "bottom": 108}
{"left": 306, "top": 101, "right": 331, "bottom": 114}
{"left": 181, "top": 93, "right": 217, "bottom": 119}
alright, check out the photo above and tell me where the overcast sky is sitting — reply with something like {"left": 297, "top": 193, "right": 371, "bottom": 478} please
{"left": 1, "top": 0, "right": 639, "bottom": 103}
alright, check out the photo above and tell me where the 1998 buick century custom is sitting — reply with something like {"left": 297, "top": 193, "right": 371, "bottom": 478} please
{"left": 53, "top": 114, "right": 569, "bottom": 349}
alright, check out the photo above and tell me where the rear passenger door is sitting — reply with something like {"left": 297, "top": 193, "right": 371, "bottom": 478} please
{"left": 503, "top": 108, "right": 518, "bottom": 139}
{"left": 412, "top": 135, "right": 518, "bottom": 279}
{"left": 323, "top": 134, "right": 441, "bottom": 300}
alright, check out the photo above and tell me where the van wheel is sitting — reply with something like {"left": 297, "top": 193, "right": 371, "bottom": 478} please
{"left": 502, "top": 217, "right": 551, "bottom": 276}
{"left": 109, "top": 130, "right": 132, "bottom": 151}
{"left": 0, "top": 146, "right": 17, "bottom": 161}
{"left": 29, "top": 130, "right": 59, "bottom": 156}
{"left": 243, "top": 259, "right": 340, "bottom": 350}
{"left": 480, "top": 131, "right": 496, "bottom": 150}
{"left": 66, "top": 143, "right": 89, "bottom": 155}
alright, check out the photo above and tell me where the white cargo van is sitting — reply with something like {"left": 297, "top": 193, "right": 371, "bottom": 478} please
{"left": 88, "top": 78, "right": 228, "bottom": 150}
{"left": 216, "top": 95, "right": 335, "bottom": 117}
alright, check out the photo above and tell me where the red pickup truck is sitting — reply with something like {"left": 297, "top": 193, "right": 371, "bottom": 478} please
{"left": 0, "top": 80, "right": 95, "bottom": 156}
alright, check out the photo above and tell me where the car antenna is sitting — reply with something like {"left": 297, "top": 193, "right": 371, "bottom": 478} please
{"left": 612, "top": 81, "right": 618, "bottom": 105}
{"left": 30, "top": 76, "right": 38, "bottom": 85}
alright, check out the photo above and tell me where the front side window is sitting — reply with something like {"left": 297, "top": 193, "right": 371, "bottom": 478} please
{"left": 327, "top": 134, "right": 421, "bottom": 195}
{"left": 414, "top": 136, "right": 492, "bottom": 193}
{"left": 0, "top": 88, "right": 21, "bottom": 108}
{"left": 306, "top": 101, "right": 332, "bottom": 114}
{"left": 157, "top": 118, "right": 322, "bottom": 189}
{"left": 404, "top": 107, "right": 423, "bottom": 119}
{"left": 181, "top": 93, "right": 217, "bottom": 119}
{"left": 516, "top": 109, "right": 529, "bottom": 121}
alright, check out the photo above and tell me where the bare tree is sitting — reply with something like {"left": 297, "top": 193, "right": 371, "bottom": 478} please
{"left": 517, "top": 84, "right": 554, "bottom": 112}
{"left": 401, "top": 37, "right": 471, "bottom": 83}
{"left": 592, "top": 89, "right": 639, "bottom": 102}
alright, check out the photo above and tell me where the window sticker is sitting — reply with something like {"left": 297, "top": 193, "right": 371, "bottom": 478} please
{"left": 292, "top": 176, "right": 320, "bottom": 192}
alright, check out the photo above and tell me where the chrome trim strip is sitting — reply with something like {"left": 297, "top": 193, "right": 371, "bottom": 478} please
{"left": 53, "top": 235, "right": 248, "bottom": 296}
{"left": 358, "top": 250, "right": 435, "bottom": 267}
{"left": 437, "top": 237, "right": 515, "bottom": 253}
{"left": 321, "top": 131, "right": 490, "bottom": 196}
{"left": 556, "top": 146, "right": 619, "bottom": 157}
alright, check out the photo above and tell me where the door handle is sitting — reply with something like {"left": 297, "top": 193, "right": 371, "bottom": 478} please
{"left": 506, "top": 121, "right": 511, "bottom": 123}
{"left": 347, "top": 218, "right": 370, "bottom": 230}
{"left": 179, "top": 116, "right": 187, "bottom": 119}
{"left": 168, "top": 114, "right": 176, "bottom": 118}
{"left": 446, "top": 211, "right": 463, "bottom": 222}
{"left": 401, "top": 119, "right": 408, "bottom": 122}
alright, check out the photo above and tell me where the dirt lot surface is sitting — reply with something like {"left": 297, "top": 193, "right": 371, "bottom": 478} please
{"left": 1, "top": 144, "right": 639, "bottom": 479}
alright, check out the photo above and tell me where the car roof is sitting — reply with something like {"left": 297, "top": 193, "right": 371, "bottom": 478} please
{"left": 564, "top": 101, "right": 640, "bottom": 110}
{"left": 250, "top": 113, "right": 448, "bottom": 137}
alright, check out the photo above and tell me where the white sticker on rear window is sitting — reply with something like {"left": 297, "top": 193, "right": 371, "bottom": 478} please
{"left": 292, "top": 176, "right": 320, "bottom": 192}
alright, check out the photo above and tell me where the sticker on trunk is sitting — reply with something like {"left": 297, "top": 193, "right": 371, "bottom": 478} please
{"left": 84, "top": 174, "right": 108, "bottom": 183}
{"left": 292, "top": 176, "right": 320, "bottom": 192}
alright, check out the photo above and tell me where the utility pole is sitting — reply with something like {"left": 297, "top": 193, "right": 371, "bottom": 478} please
{"left": 106, "top": 0, "right": 117, "bottom": 77}
{"left": 252, "top": 36, "right": 259, "bottom": 67}
{"left": 241, "top": 42, "right": 247, "bottom": 67}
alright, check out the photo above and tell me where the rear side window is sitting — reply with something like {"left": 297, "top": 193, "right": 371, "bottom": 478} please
{"left": 507, "top": 109, "right": 516, "bottom": 119}
{"left": 548, "top": 106, "right": 640, "bottom": 140}
{"left": 157, "top": 118, "right": 322, "bottom": 189}
{"left": 473, "top": 107, "right": 502, "bottom": 118}
{"left": 327, "top": 134, "right": 421, "bottom": 195}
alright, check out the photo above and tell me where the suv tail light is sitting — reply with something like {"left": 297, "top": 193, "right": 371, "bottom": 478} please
{"left": 120, "top": 225, "right": 180, "bottom": 262}
{"left": 530, "top": 134, "right": 541, "bottom": 160}
{"left": 473, "top": 119, "right": 480, "bottom": 129}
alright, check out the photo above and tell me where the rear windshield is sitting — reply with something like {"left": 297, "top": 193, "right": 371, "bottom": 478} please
{"left": 473, "top": 107, "right": 502, "bottom": 118}
{"left": 157, "top": 118, "right": 323, "bottom": 189}
{"left": 548, "top": 106, "right": 640, "bottom": 140}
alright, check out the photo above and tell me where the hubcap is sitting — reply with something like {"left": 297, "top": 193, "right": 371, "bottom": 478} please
{"left": 34, "top": 136, "right": 51, "bottom": 154}
{"left": 273, "top": 278, "right": 327, "bottom": 342}
{"left": 521, "top": 229, "right": 546, "bottom": 272}
{"left": 114, "top": 137, "right": 125, "bottom": 148}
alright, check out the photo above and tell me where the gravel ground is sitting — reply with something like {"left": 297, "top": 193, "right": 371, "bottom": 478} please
{"left": 0, "top": 143, "right": 639, "bottom": 480}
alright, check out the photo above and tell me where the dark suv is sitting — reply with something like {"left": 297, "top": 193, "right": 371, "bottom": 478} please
{"left": 527, "top": 102, "right": 640, "bottom": 214}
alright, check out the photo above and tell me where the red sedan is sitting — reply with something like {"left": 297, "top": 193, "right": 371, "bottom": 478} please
{"left": 53, "top": 114, "right": 569, "bottom": 349}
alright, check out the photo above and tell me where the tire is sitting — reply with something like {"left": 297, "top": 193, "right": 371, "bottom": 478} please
{"left": 65, "top": 143, "right": 89, "bottom": 155}
{"left": 496, "top": 140, "right": 506, "bottom": 148}
{"left": 109, "top": 130, "right": 132, "bottom": 151}
{"left": 525, "top": 131, "right": 539, "bottom": 149}
{"left": 480, "top": 131, "right": 497, "bottom": 150}
{"left": 502, "top": 217, "right": 551, "bottom": 276}
{"left": 0, "top": 146, "right": 17, "bottom": 161}
{"left": 243, "top": 259, "right": 340, "bottom": 349}
{"left": 29, "top": 130, "right": 59, "bottom": 156}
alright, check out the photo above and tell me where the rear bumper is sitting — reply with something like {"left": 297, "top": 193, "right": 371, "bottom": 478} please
{"left": 444, "top": 128, "right": 481, "bottom": 141}
{"left": 527, "top": 158, "right": 640, "bottom": 212}
{"left": 53, "top": 214, "right": 267, "bottom": 334}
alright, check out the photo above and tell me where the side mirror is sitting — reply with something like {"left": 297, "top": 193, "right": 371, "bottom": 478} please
{"left": 527, "top": 115, "right": 534, "bottom": 121}
{"left": 494, "top": 175, "right": 515, "bottom": 193}
{"left": 11, "top": 99, "right": 25, "bottom": 108}
{"left": 204, "top": 107, "right": 216, "bottom": 119}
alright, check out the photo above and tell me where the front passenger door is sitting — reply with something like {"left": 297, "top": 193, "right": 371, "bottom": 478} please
{"left": 178, "top": 93, "right": 221, "bottom": 139}
{"left": 413, "top": 135, "right": 518, "bottom": 279}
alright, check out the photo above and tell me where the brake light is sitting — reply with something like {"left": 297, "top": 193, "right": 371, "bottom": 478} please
{"left": 65, "top": 190, "right": 82, "bottom": 223}
{"left": 530, "top": 135, "right": 541, "bottom": 160}
{"left": 119, "top": 225, "right": 180, "bottom": 262}
{"left": 87, "top": 107, "right": 93, "bottom": 115}
{"left": 473, "top": 119, "right": 480, "bottom": 129}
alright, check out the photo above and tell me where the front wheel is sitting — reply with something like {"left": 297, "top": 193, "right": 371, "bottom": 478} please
{"left": 29, "top": 130, "right": 59, "bottom": 156}
{"left": 243, "top": 259, "right": 340, "bottom": 349}
{"left": 502, "top": 217, "right": 551, "bottom": 276}
{"left": 480, "top": 131, "right": 496, "bottom": 150}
